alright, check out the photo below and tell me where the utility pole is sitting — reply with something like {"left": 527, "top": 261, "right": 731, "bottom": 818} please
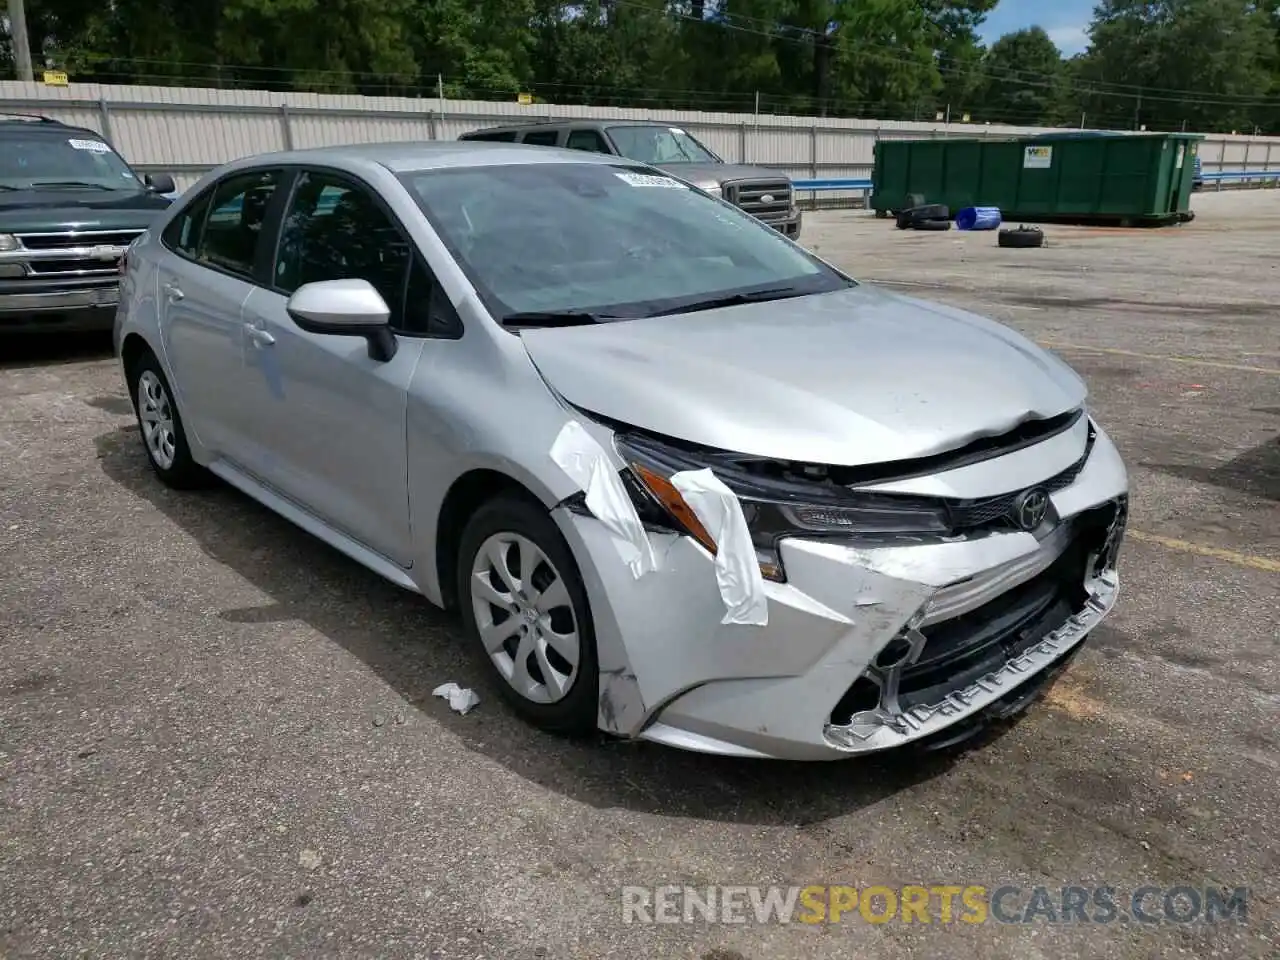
{"left": 8, "top": 0, "right": 36, "bottom": 82}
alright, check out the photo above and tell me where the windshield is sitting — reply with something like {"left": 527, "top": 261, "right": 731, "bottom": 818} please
{"left": 400, "top": 163, "right": 851, "bottom": 322}
{"left": 0, "top": 134, "right": 144, "bottom": 191}
{"left": 605, "top": 125, "right": 719, "bottom": 165}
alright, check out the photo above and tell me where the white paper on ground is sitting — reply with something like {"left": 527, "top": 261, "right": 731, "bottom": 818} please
{"left": 432, "top": 682, "right": 481, "bottom": 715}
{"left": 669, "top": 468, "right": 769, "bottom": 626}
{"left": 550, "top": 420, "right": 658, "bottom": 578}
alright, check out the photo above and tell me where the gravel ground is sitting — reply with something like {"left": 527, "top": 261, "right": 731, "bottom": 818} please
{"left": 1, "top": 189, "right": 1277, "bottom": 959}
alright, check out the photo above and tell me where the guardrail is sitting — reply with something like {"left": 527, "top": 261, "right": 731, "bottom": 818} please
{"left": 1200, "top": 170, "right": 1280, "bottom": 186}
{"left": 791, "top": 170, "right": 1279, "bottom": 195}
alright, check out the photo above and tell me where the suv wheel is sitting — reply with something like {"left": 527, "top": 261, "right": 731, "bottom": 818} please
{"left": 456, "top": 495, "right": 598, "bottom": 735}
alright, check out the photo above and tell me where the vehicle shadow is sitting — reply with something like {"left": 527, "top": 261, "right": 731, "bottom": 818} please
{"left": 93, "top": 424, "right": 1027, "bottom": 826}
{"left": 0, "top": 331, "right": 114, "bottom": 371}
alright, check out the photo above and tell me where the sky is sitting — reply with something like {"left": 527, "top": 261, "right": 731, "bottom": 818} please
{"left": 978, "top": 0, "right": 1096, "bottom": 56}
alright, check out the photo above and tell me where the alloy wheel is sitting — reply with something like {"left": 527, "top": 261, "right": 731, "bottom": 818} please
{"left": 137, "top": 370, "right": 177, "bottom": 470}
{"left": 469, "top": 532, "right": 580, "bottom": 704}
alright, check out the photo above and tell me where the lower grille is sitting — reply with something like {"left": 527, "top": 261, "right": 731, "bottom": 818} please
{"left": 27, "top": 257, "right": 120, "bottom": 277}
{"left": 895, "top": 499, "right": 1123, "bottom": 710}
{"left": 724, "top": 179, "right": 792, "bottom": 219}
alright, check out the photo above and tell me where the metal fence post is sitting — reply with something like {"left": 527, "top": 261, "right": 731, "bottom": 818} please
{"left": 739, "top": 122, "right": 746, "bottom": 163}
{"left": 279, "top": 104, "right": 295, "bottom": 151}
{"left": 97, "top": 99, "right": 115, "bottom": 145}
{"left": 809, "top": 125, "right": 816, "bottom": 180}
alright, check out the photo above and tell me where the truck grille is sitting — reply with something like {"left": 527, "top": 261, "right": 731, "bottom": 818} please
{"left": 16, "top": 229, "right": 144, "bottom": 251}
{"left": 12, "top": 229, "right": 144, "bottom": 278}
{"left": 724, "top": 179, "right": 792, "bottom": 222}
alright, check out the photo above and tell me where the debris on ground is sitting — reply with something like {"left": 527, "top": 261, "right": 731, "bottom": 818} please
{"left": 432, "top": 683, "right": 481, "bottom": 715}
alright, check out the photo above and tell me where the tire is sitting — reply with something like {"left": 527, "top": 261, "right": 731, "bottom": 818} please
{"left": 125, "top": 350, "right": 209, "bottom": 489}
{"left": 904, "top": 193, "right": 926, "bottom": 209}
{"left": 998, "top": 226, "right": 1045, "bottom": 249}
{"left": 913, "top": 218, "right": 952, "bottom": 231}
{"left": 895, "top": 211, "right": 915, "bottom": 230}
{"left": 904, "top": 203, "right": 949, "bottom": 223}
{"left": 456, "top": 494, "right": 599, "bottom": 735}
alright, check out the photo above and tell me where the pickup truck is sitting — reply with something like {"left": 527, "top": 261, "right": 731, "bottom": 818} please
{"left": 0, "top": 113, "right": 176, "bottom": 333}
{"left": 458, "top": 119, "right": 802, "bottom": 239}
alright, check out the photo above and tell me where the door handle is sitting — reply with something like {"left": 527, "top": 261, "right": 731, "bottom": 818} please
{"left": 244, "top": 323, "right": 276, "bottom": 347}
{"left": 162, "top": 282, "right": 184, "bottom": 302}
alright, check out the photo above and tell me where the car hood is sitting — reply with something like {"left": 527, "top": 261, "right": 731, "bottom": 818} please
{"left": 0, "top": 192, "right": 170, "bottom": 230}
{"left": 654, "top": 162, "right": 791, "bottom": 185}
{"left": 519, "top": 285, "right": 1087, "bottom": 467}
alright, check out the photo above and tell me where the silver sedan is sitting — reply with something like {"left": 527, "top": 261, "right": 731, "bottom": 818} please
{"left": 114, "top": 142, "right": 1128, "bottom": 760}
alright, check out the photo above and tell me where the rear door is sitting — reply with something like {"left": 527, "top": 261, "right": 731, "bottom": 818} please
{"left": 158, "top": 168, "right": 285, "bottom": 459}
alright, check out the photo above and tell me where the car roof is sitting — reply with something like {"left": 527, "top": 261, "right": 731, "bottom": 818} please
{"left": 463, "top": 119, "right": 671, "bottom": 134}
{"left": 219, "top": 140, "right": 643, "bottom": 175}
{"left": 0, "top": 113, "right": 102, "bottom": 139}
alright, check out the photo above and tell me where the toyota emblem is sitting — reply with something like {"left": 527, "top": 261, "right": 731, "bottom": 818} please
{"left": 1012, "top": 488, "right": 1050, "bottom": 531}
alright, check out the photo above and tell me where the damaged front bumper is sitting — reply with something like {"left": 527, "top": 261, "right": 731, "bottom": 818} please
{"left": 553, "top": 424, "right": 1129, "bottom": 761}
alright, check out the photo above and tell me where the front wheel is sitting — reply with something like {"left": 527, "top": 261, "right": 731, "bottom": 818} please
{"left": 456, "top": 495, "right": 599, "bottom": 735}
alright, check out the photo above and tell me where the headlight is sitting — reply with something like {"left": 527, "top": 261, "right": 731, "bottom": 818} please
{"left": 616, "top": 434, "right": 950, "bottom": 582}
{"left": 0, "top": 234, "right": 19, "bottom": 252}
{"left": 697, "top": 182, "right": 722, "bottom": 197}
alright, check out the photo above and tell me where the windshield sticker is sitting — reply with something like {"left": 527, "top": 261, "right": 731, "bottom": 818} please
{"left": 615, "top": 172, "right": 687, "bottom": 189}
{"left": 68, "top": 138, "right": 111, "bottom": 153}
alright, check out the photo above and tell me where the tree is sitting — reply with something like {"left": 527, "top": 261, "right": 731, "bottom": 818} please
{"left": 1073, "top": 0, "right": 1275, "bottom": 132}
{"left": 980, "top": 27, "right": 1064, "bottom": 126}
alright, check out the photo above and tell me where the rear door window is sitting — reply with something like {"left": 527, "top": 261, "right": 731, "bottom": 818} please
{"left": 194, "top": 170, "right": 283, "bottom": 279}
{"left": 520, "top": 130, "right": 560, "bottom": 147}
{"left": 565, "top": 130, "right": 612, "bottom": 154}
{"left": 162, "top": 190, "right": 214, "bottom": 258}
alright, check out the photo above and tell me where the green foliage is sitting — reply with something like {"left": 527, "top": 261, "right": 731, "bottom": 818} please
{"left": 6, "top": 0, "right": 1279, "bottom": 132}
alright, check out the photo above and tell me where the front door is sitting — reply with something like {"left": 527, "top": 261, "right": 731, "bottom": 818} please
{"left": 159, "top": 169, "right": 284, "bottom": 461}
{"left": 237, "top": 169, "right": 425, "bottom": 566}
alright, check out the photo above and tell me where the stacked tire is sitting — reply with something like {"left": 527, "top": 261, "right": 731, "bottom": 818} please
{"left": 896, "top": 203, "right": 951, "bottom": 231}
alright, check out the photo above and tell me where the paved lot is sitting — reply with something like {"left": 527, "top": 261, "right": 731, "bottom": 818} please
{"left": 2, "top": 189, "right": 1277, "bottom": 959}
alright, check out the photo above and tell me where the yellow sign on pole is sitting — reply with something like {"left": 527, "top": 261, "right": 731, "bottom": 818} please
{"left": 517, "top": 92, "right": 533, "bottom": 105}
{"left": 43, "top": 70, "right": 69, "bottom": 86}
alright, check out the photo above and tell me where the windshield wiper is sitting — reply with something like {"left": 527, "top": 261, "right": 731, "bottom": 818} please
{"left": 29, "top": 180, "right": 117, "bottom": 191}
{"left": 0, "top": 185, "right": 20, "bottom": 192}
{"left": 501, "top": 309, "right": 628, "bottom": 329}
{"left": 649, "top": 286, "right": 807, "bottom": 317}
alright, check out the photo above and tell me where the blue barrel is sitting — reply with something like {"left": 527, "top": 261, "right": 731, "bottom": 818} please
{"left": 956, "top": 206, "right": 1002, "bottom": 231}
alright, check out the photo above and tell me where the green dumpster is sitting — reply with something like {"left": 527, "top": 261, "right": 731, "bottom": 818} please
{"left": 871, "top": 132, "right": 1203, "bottom": 226}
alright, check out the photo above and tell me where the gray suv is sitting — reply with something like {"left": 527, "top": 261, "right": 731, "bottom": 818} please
{"left": 459, "top": 120, "right": 802, "bottom": 239}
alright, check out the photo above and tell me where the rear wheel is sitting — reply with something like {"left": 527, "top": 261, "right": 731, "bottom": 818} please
{"left": 126, "top": 351, "right": 208, "bottom": 489}
{"left": 456, "top": 495, "right": 599, "bottom": 735}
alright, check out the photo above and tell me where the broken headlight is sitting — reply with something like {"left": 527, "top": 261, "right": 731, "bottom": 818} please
{"left": 615, "top": 433, "right": 950, "bottom": 582}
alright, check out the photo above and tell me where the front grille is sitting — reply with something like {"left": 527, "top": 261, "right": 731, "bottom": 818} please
{"left": 26, "top": 257, "right": 120, "bottom": 277}
{"left": 16, "top": 229, "right": 143, "bottom": 251}
{"left": 724, "top": 179, "right": 792, "bottom": 219}
{"left": 943, "top": 428, "right": 1094, "bottom": 534}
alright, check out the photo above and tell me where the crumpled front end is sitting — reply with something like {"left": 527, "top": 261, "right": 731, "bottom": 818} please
{"left": 553, "top": 418, "right": 1129, "bottom": 761}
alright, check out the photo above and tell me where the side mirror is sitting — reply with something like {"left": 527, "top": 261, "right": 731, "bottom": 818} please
{"left": 286, "top": 278, "right": 398, "bottom": 362}
{"left": 144, "top": 173, "right": 176, "bottom": 195}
